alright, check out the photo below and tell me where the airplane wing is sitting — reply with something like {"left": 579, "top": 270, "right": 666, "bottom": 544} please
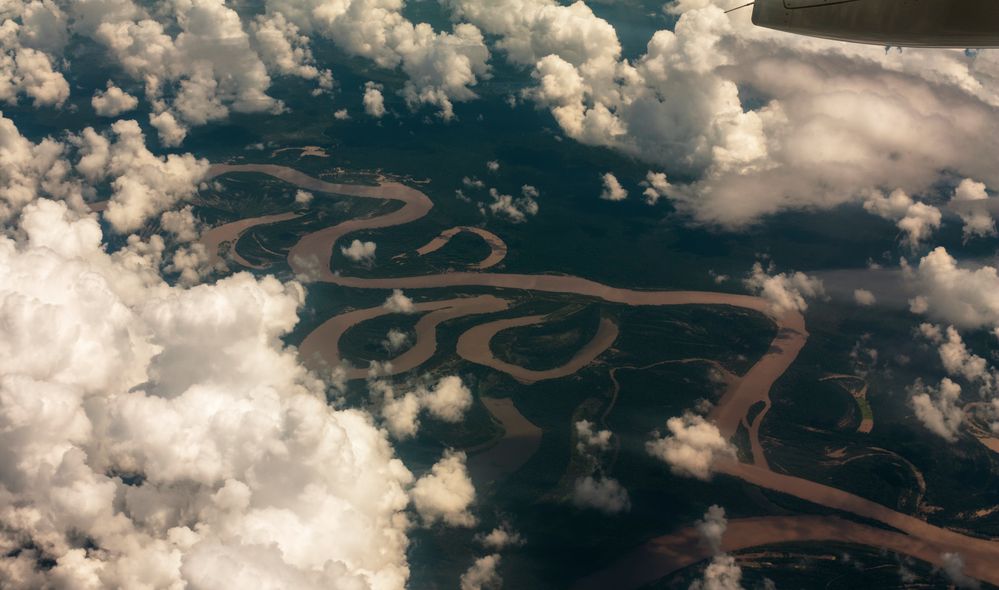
{"left": 752, "top": 0, "right": 999, "bottom": 48}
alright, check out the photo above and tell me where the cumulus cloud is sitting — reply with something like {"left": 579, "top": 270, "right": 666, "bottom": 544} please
{"left": 919, "top": 324, "right": 996, "bottom": 395}
{"left": 80, "top": 0, "right": 286, "bottom": 144}
{"left": 250, "top": 12, "right": 332, "bottom": 92}
{"left": 696, "top": 504, "right": 728, "bottom": 554}
{"left": 163, "top": 242, "right": 221, "bottom": 286}
{"left": 575, "top": 419, "right": 612, "bottom": 453}
{"left": 0, "top": 112, "right": 84, "bottom": 223}
{"left": 476, "top": 524, "right": 524, "bottom": 551}
{"left": 95, "top": 120, "right": 211, "bottom": 233}
{"left": 951, "top": 179, "right": 997, "bottom": 242}
{"left": 0, "top": 15, "right": 69, "bottom": 108}
{"left": 863, "top": 189, "right": 941, "bottom": 250}
{"left": 160, "top": 205, "right": 201, "bottom": 243}
{"left": 646, "top": 412, "right": 735, "bottom": 480}
{"left": 148, "top": 111, "right": 188, "bottom": 147}
{"left": 908, "top": 247, "right": 999, "bottom": 330}
{"left": 421, "top": 375, "right": 473, "bottom": 423}
{"left": 8, "top": 0, "right": 486, "bottom": 124}
{"left": 265, "top": 0, "right": 490, "bottom": 118}
{"left": 854, "top": 289, "right": 876, "bottom": 306}
{"left": 378, "top": 385, "right": 423, "bottom": 439}
{"left": 571, "top": 476, "right": 631, "bottom": 514}
{"left": 411, "top": 450, "right": 476, "bottom": 527}
{"left": 295, "top": 189, "right": 313, "bottom": 205}
{"left": 689, "top": 554, "right": 743, "bottom": 590}
{"left": 910, "top": 378, "right": 965, "bottom": 442}
{"left": 11, "top": 0, "right": 69, "bottom": 54}
{"left": 364, "top": 81, "right": 386, "bottom": 118}
{"left": 382, "top": 328, "right": 411, "bottom": 353}
{"left": 689, "top": 505, "right": 743, "bottom": 590}
{"left": 744, "top": 261, "right": 824, "bottom": 314}
{"left": 341, "top": 239, "right": 377, "bottom": 265}
{"left": 0, "top": 114, "right": 207, "bottom": 233}
{"left": 941, "top": 552, "right": 980, "bottom": 589}
{"left": 954, "top": 178, "right": 989, "bottom": 203}
{"left": 372, "top": 376, "right": 473, "bottom": 439}
{"left": 484, "top": 186, "right": 539, "bottom": 223}
{"left": 599, "top": 172, "right": 627, "bottom": 201}
{"left": 641, "top": 171, "right": 673, "bottom": 205}
{"left": 384, "top": 289, "right": 416, "bottom": 313}
{"left": 446, "top": 0, "right": 999, "bottom": 228}
{"left": 92, "top": 81, "right": 139, "bottom": 116}
{"left": 460, "top": 554, "right": 502, "bottom": 590}
{"left": 0, "top": 196, "right": 425, "bottom": 589}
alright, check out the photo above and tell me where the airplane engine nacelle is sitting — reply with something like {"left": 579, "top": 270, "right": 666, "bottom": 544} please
{"left": 752, "top": 0, "right": 999, "bottom": 48}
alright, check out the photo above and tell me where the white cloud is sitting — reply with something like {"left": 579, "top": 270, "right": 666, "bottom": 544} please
{"left": 97, "top": 120, "right": 210, "bottom": 233}
{"left": 476, "top": 524, "right": 523, "bottom": 551}
{"left": 15, "top": 0, "right": 69, "bottom": 54}
{"left": 575, "top": 419, "right": 611, "bottom": 453}
{"left": 863, "top": 189, "right": 941, "bottom": 250}
{"left": 908, "top": 247, "right": 999, "bottom": 330}
{"left": 371, "top": 376, "right": 473, "bottom": 439}
{"left": 688, "top": 505, "right": 743, "bottom": 590}
{"left": 0, "top": 17, "right": 69, "bottom": 108}
{"left": 689, "top": 554, "right": 743, "bottom": 590}
{"left": 364, "top": 81, "right": 386, "bottom": 118}
{"left": 951, "top": 179, "right": 997, "bottom": 241}
{"left": 460, "top": 554, "right": 501, "bottom": 590}
{"left": 485, "top": 186, "right": 539, "bottom": 223}
{"left": 599, "top": 172, "right": 627, "bottom": 201}
{"left": 956, "top": 208, "right": 996, "bottom": 243}
{"left": 250, "top": 12, "right": 332, "bottom": 92}
{"left": 853, "top": 289, "right": 876, "bottom": 306}
{"left": 148, "top": 110, "right": 188, "bottom": 147}
{"left": 83, "top": 0, "right": 285, "bottom": 145}
{"left": 0, "top": 196, "right": 421, "bottom": 589}
{"left": 92, "top": 82, "right": 139, "bottom": 116}
{"left": 919, "top": 324, "right": 996, "bottom": 395}
{"left": 696, "top": 505, "right": 728, "bottom": 554}
{"left": 0, "top": 112, "right": 82, "bottom": 223}
{"left": 265, "top": 0, "right": 490, "bottom": 118}
{"left": 159, "top": 205, "right": 200, "bottom": 243}
{"left": 486, "top": 160, "right": 499, "bottom": 172}
{"left": 0, "top": 114, "right": 207, "bottom": 234}
{"left": 341, "top": 239, "right": 377, "bottom": 264}
{"left": 379, "top": 386, "right": 423, "bottom": 439}
{"left": 163, "top": 241, "right": 219, "bottom": 286}
{"left": 382, "top": 328, "right": 410, "bottom": 353}
{"left": 445, "top": 0, "right": 619, "bottom": 68}
{"left": 295, "top": 189, "right": 313, "bottom": 204}
{"left": 571, "top": 476, "right": 631, "bottom": 514}
{"left": 646, "top": 412, "right": 735, "bottom": 480}
{"left": 333, "top": 108, "right": 349, "bottom": 120}
{"left": 641, "top": 171, "right": 673, "bottom": 205}
{"left": 411, "top": 450, "right": 476, "bottom": 527}
{"left": 954, "top": 178, "right": 989, "bottom": 202}
{"left": 941, "top": 552, "right": 980, "bottom": 589}
{"left": 446, "top": 0, "right": 999, "bottom": 228}
{"left": 384, "top": 289, "right": 416, "bottom": 313}
{"left": 910, "top": 378, "right": 965, "bottom": 442}
{"left": 744, "top": 262, "right": 824, "bottom": 314}
{"left": 421, "top": 375, "right": 473, "bottom": 423}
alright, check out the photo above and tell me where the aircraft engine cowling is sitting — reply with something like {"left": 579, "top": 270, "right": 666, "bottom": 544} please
{"left": 751, "top": 0, "right": 999, "bottom": 48}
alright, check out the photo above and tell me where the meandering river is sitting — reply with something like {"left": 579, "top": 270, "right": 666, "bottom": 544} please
{"left": 205, "top": 163, "right": 999, "bottom": 587}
